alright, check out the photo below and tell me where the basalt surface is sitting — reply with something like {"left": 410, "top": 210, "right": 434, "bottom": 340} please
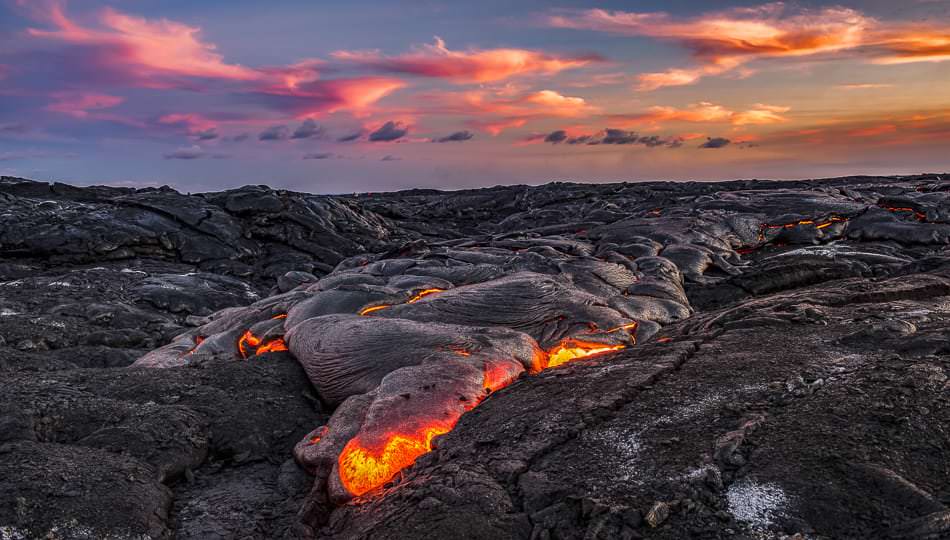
{"left": 0, "top": 175, "right": 948, "bottom": 540}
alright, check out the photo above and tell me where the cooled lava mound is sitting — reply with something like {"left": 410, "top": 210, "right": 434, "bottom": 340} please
{"left": 1, "top": 175, "right": 948, "bottom": 539}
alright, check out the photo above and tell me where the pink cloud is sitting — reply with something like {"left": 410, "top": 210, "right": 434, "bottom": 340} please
{"left": 26, "top": 2, "right": 259, "bottom": 85}
{"left": 470, "top": 118, "right": 528, "bottom": 136}
{"left": 46, "top": 91, "right": 124, "bottom": 117}
{"left": 331, "top": 37, "right": 601, "bottom": 84}
{"left": 255, "top": 77, "right": 406, "bottom": 118}
{"left": 157, "top": 113, "right": 218, "bottom": 133}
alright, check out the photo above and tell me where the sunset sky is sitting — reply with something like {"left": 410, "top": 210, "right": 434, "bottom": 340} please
{"left": 1, "top": 0, "right": 949, "bottom": 193}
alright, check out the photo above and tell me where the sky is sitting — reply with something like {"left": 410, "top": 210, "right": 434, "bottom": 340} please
{"left": 1, "top": 0, "right": 949, "bottom": 193}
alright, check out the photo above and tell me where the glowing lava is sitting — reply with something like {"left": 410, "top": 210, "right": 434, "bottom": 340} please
{"left": 237, "top": 330, "right": 261, "bottom": 358}
{"left": 338, "top": 424, "right": 452, "bottom": 497}
{"left": 545, "top": 339, "right": 626, "bottom": 368}
{"left": 359, "top": 305, "right": 390, "bottom": 316}
{"left": 255, "top": 338, "right": 288, "bottom": 354}
{"left": 238, "top": 330, "right": 288, "bottom": 358}
{"left": 333, "top": 333, "right": 626, "bottom": 497}
{"left": 408, "top": 288, "right": 443, "bottom": 303}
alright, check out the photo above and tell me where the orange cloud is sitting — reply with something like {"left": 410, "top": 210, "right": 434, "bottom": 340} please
{"left": 331, "top": 37, "right": 601, "bottom": 84}
{"left": 548, "top": 4, "right": 950, "bottom": 90}
{"left": 870, "top": 30, "right": 950, "bottom": 64}
{"left": 411, "top": 88, "right": 596, "bottom": 134}
{"left": 46, "top": 91, "right": 123, "bottom": 118}
{"left": 848, "top": 124, "right": 898, "bottom": 137}
{"left": 609, "top": 102, "right": 789, "bottom": 127}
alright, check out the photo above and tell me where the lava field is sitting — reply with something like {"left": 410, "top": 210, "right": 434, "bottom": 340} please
{"left": 0, "top": 175, "right": 948, "bottom": 539}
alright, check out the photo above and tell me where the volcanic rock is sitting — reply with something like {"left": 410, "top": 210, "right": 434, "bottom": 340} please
{"left": 1, "top": 174, "right": 949, "bottom": 539}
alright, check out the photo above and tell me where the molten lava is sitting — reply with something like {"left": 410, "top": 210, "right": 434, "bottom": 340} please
{"left": 359, "top": 305, "right": 390, "bottom": 316}
{"left": 338, "top": 424, "right": 452, "bottom": 497}
{"left": 481, "top": 360, "right": 522, "bottom": 393}
{"left": 238, "top": 330, "right": 288, "bottom": 358}
{"left": 238, "top": 330, "right": 261, "bottom": 358}
{"left": 408, "top": 288, "right": 443, "bottom": 303}
{"left": 255, "top": 338, "right": 288, "bottom": 354}
{"left": 545, "top": 339, "right": 626, "bottom": 368}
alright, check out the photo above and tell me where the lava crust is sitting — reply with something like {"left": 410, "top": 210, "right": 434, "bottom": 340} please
{"left": 1, "top": 174, "right": 948, "bottom": 539}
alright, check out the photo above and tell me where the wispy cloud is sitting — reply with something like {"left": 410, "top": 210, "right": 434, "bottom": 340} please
{"left": 547, "top": 4, "right": 950, "bottom": 90}
{"left": 332, "top": 37, "right": 601, "bottom": 84}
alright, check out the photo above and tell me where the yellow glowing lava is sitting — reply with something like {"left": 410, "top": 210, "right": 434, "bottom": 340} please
{"left": 338, "top": 425, "right": 451, "bottom": 496}
{"left": 545, "top": 339, "right": 626, "bottom": 368}
{"left": 359, "top": 305, "right": 390, "bottom": 316}
{"left": 408, "top": 288, "right": 444, "bottom": 303}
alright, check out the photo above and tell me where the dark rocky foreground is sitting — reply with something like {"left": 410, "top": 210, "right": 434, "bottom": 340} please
{"left": 0, "top": 174, "right": 948, "bottom": 540}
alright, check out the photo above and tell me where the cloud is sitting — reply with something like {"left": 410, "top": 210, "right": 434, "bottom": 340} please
{"left": 436, "top": 130, "right": 474, "bottom": 143}
{"left": 45, "top": 91, "right": 124, "bottom": 118}
{"left": 19, "top": 3, "right": 403, "bottom": 119}
{"left": 331, "top": 37, "right": 600, "bottom": 84}
{"left": 258, "top": 125, "right": 290, "bottom": 141}
{"left": 303, "top": 152, "right": 340, "bottom": 160}
{"left": 544, "top": 130, "right": 568, "bottom": 143}
{"left": 163, "top": 145, "right": 229, "bottom": 159}
{"left": 194, "top": 128, "right": 218, "bottom": 140}
{"left": 540, "top": 127, "right": 684, "bottom": 148}
{"left": 157, "top": 113, "right": 217, "bottom": 133}
{"left": 380, "top": 154, "right": 401, "bottom": 161}
{"left": 25, "top": 2, "right": 259, "bottom": 87}
{"left": 609, "top": 102, "right": 789, "bottom": 128}
{"left": 337, "top": 131, "right": 363, "bottom": 142}
{"left": 547, "top": 4, "right": 950, "bottom": 90}
{"left": 0, "top": 123, "right": 30, "bottom": 135}
{"left": 600, "top": 128, "right": 640, "bottom": 144}
{"left": 222, "top": 133, "right": 249, "bottom": 142}
{"left": 699, "top": 137, "right": 731, "bottom": 148}
{"left": 424, "top": 88, "right": 594, "bottom": 135}
{"left": 836, "top": 83, "right": 895, "bottom": 90}
{"left": 368, "top": 121, "right": 409, "bottom": 142}
{"left": 291, "top": 118, "right": 325, "bottom": 139}
{"left": 469, "top": 118, "right": 528, "bottom": 136}
{"left": 251, "top": 77, "right": 405, "bottom": 118}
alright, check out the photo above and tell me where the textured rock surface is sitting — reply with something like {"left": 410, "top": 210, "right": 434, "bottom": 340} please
{"left": 1, "top": 174, "right": 948, "bottom": 539}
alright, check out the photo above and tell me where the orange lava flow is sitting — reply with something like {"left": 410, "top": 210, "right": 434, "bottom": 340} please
{"left": 237, "top": 330, "right": 262, "bottom": 358}
{"left": 338, "top": 424, "right": 452, "bottom": 497}
{"left": 359, "top": 305, "right": 390, "bottom": 316}
{"left": 545, "top": 339, "right": 626, "bottom": 369}
{"left": 271, "top": 313, "right": 288, "bottom": 320}
{"left": 238, "top": 330, "right": 288, "bottom": 358}
{"left": 255, "top": 338, "right": 288, "bottom": 355}
{"left": 482, "top": 361, "right": 521, "bottom": 393}
{"left": 408, "top": 288, "right": 444, "bottom": 303}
